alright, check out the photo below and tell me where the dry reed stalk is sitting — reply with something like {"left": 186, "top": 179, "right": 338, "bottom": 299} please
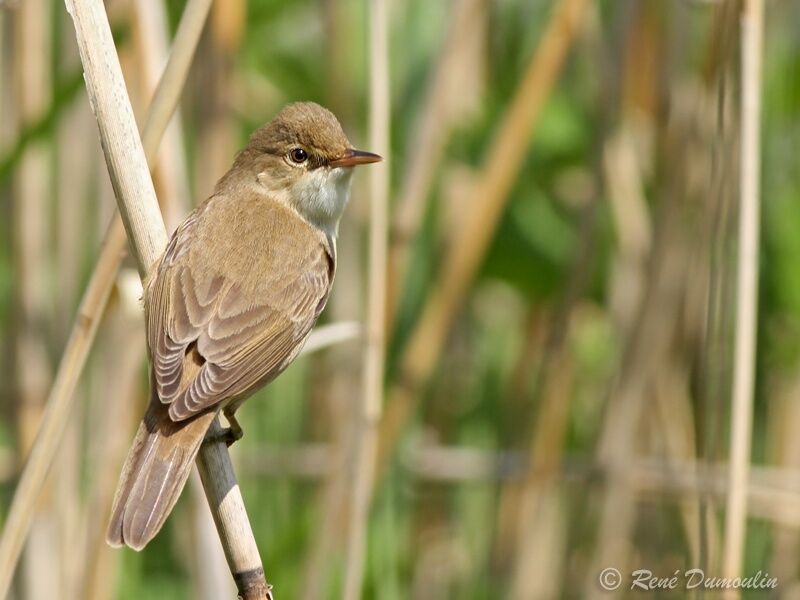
{"left": 511, "top": 350, "right": 573, "bottom": 599}
{"left": 80, "top": 276, "right": 147, "bottom": 600}
{"left": 299, "top": 4, "right": 364, "bottom": 590}
{"left": 341, "top": 0, "right": 390, "bottom": 597}
{"left": 187, "top": 469, "right": 238, "bottom": 600}
{"left": 604, "top": 125, "right": 652, "bottom": 335}
{"left": 194, "top": 435, "right": 271, "bottom": 599}
{"left": 300, "top": 1, "right": 368, "bottom": 586}
{"left": 55, "top": 399, "right": 82, "bottom": 600}
{"left": 510, "top": 488, "right": 567, "bottom": 600}
{"left": 63, "top": 1, "right": 271, "bottom": 597}
{"left": 194, "top": 0, "right": 244, "bottom": 197}
{"left": 11, "top": 0, "right": 52, "bottom": 458}
{"left": 377, "top": 0, "right": 590, "bottom": 478}
{"left": 322, "top": 0, "right": 355, "bottom": 121}
{"left": 0, "top": 0, "right": 213, "bottom": 594}
{"left": 132, "top": 0, "right": 192, "bottom": 230}
{"left": 722, "top": 0, "right": 764, "bottom": 592}
{"left": 508, "top": 350, "right": 574, "bottom": 597}
{"left": 56, "top": 82, "right": 95, "bottom": 336}
{"left": 386, "top": 0, "right": 485, "bottom": 325}
{"left": 653, "top": 364, "right": 703, "bottom": 566}
{"left": 11, "top": 0, "right": 59, "bottom": 595}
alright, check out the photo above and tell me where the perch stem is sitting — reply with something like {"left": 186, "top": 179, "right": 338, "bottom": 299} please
{"left": 61, "top": 0, "right": 270, "bottom": 596}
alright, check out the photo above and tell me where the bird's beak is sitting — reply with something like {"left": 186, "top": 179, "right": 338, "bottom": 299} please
{"left": 329, "top": 149, "right": 383, "bottom": 168}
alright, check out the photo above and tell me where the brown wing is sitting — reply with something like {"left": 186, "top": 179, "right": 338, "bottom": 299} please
{"left": 145, "top": 196, "right": 334, "bottom": 422}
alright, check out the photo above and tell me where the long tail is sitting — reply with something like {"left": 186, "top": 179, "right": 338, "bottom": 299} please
{"left": 106, "top": 398, "right": 217, "bottom": 550}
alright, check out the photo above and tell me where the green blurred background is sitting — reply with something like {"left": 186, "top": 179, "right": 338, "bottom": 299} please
{"left": 2, "top": 0, "right": 800, "bottom": 598}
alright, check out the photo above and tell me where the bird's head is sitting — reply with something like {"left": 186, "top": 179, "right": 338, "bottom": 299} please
{"left": 235, "top": 102, "right": 382, "bottom": 235}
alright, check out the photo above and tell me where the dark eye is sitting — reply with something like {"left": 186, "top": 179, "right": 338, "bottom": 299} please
{"left": 289, "top": 148, "right": 308, "bottom": 163}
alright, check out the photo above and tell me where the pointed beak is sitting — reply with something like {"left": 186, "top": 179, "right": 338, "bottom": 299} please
{"left": 329, "top": 149, "right": 383, "bottom": 168}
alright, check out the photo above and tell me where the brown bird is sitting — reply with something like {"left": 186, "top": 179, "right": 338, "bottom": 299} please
{"left": 107, "top": 102, "right": 381, "bottom": 550}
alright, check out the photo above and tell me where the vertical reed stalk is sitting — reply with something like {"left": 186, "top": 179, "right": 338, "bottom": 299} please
{"left": 341, "top": 0, "right": 390, "bottom": 597}
{"left": 299, "top": 5, "right": 366, "bottom": 595}
{"left": 12, "top": 0, "right": 58, "bottom": 595}
{"left": 722, "top": 0, "right": 764, "bottom": 592}
{"left": 132, "top": 0, "right": 192, "bottom": 230}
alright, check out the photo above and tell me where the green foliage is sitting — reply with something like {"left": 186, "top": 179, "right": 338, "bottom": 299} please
{"left": 5, "top": 1, "right": 800, "bottom": 597}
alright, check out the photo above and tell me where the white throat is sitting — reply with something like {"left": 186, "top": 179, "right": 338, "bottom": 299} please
{"left": 289, "top": 166, "right": 353, "bottom": 236}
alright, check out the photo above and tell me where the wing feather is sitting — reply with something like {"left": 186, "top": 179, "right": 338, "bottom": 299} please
{"left": 146, "top": 196, "right": 334, "bottom": 421}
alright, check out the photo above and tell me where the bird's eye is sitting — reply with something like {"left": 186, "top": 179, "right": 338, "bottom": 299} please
{"left": 289, "top": 148, "right": 308, "bottom": 163}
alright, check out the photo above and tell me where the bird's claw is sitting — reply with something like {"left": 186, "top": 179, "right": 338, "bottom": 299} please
{"left": 204, "top": 426, "right": 241, "bottom": 447}
{"left": 204, "top": 413, "right": 244, "bottom": 447}
{"left": 223, "top": 409, "right": 243, "bottom": 446}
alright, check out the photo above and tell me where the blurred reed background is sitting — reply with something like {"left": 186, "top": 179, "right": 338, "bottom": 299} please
{"left": 0, "top": 0, "right": 799, "bottom": 598}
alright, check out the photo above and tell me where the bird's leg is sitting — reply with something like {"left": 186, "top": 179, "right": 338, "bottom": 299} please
{"left": 222, "top": 406, "right": 244, "bottom": 445}
{"left": 204, "top": 407, "right": 244, "bottom": 447}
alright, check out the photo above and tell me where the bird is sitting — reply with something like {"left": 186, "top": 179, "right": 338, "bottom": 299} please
{"left": 107, "top": 102, "right": 381, "bottom": 550}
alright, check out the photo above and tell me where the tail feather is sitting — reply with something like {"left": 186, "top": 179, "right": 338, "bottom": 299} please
{"left": 107, "top": 400, "right": 217, "bottom": 550}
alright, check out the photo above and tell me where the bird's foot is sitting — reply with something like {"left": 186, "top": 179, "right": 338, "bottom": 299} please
{"left": 204, "top": 427, "right": 240, "bottom": 447}
{"left": 204, "top": 411, "right": 244, "bottom": 447}
{"left": 223, "top": 408, "right": 244, "bottom": 446}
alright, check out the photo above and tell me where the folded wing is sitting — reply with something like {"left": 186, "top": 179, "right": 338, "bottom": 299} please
{"left": 146, "top": 205, "right": 333, "bottom": 422}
